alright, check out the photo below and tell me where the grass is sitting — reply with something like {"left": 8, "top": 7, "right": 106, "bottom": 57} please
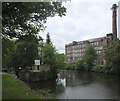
{"left": 30, "top": 70, "right": 41, "bottom": 72}
{"left": 2, "top": 73, "right": 45, "bottom": 99}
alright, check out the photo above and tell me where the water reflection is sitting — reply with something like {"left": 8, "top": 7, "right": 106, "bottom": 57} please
{"left": 24, "top": 70, "right": 118, "bottom": 99}
{"left": 56, "top": 78, "right": 66, "bottom": 87}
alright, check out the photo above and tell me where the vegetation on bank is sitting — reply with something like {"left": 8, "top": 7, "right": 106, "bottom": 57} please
{"left": 2, "top": 2, "right": 66, "bottom": 79}
{"left": 104, "top": 39, "right": 120, "bottom": 74}
{"left": 66, "top": 44, "right": 97, "bottom": 71}
{"left": 66, "top": 39, "right": 120, "bottom": 75}
{"left": 2, "top": 73, "right": 43, "bottom": 99}
{"left": 2, "top": 73, "right": 55, "bottom": 99}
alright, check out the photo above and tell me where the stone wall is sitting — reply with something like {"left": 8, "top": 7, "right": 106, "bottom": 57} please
{"left": 18, "top": 70, "right": 55, "bottom": 81}
{"left": 18, "top": 65, "right": 55, "bottom": 81}
{"left": 32, "top": 65, "right": 50, "bottom": 71}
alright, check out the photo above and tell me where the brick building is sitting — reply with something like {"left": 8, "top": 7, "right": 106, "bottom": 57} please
{"left": 65, "top": 33, "right": 113, "bottom": 65}
{"left": 65, "top": 3, "right": 118, "bottom": 65}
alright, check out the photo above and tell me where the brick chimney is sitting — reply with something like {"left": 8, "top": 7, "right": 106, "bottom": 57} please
{"left": 111, "top": 4, "right": 118, "bottom": 39}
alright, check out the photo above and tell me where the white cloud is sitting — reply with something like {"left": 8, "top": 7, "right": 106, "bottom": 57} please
{"left": 39, "top": 1, "right": 119, "bottom": 53}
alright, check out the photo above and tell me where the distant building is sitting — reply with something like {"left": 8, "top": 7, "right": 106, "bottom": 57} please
{"left": 65, "top": 34, "right": 113, "bottom": 65}
{"left": 65, "top": 3, "right": 118, "bottom": 65}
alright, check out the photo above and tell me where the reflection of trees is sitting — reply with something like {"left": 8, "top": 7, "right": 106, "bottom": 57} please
{"left": 56, "top": 80, "right": 65, "bottom": 95}
{"left": 66, "top": 71, "right": 76, "bottom": 87}
{"left": 66, "top": 70, "right": 94, "bottom": 87}
{"left": 90, "top": 72, "right": 118, "bottom": 98}
{"left": 92, "top": 73, "right": 118, "bottom": 89}
{"left": 24, "top": 70, "right": 119, "bottom": 99}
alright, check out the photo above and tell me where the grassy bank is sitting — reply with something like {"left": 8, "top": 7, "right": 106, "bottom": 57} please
{"left": 2, "top": 73, "right": 46, "bottom": 99}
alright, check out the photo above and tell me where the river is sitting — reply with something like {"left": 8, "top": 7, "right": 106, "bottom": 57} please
{"left": 24, "top": 70, "right": 119, "bottom": 99}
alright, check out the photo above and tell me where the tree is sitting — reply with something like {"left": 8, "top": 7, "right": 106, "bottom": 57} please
{"left": 55, "top": 53, "right": 65, "bottom": 70}
{"left": 84, "top": 44, "right": 97, "bottom": 70}
{"left": 46, "top": 33, "right": 52, "bottom": 45}
{"left": 42, "top": 44, "right": 56, "bottom": 66}
{"left": 11, "top": 35, "right": 39, "bottom": 71}
{"left": 104, "top": 39, "right": 120, "bottom": 74}
{"left": 2, "top": 2, "right": 66, "bottom": 38}
{"left": 76, "top": 59, "right": 85, "bottom": 70}
{"left": 42, "top": 43, "right": 57, "bottom": 78}
{"left": 42, "top": 43, "right": 66, "bottom": 78}
{"left": 2, "top": 38, "right": 15, "bottom": 68}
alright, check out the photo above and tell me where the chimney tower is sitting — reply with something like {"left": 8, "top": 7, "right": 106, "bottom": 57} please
{"left": 111, "top": 4, "right": 118, "bottom": 39}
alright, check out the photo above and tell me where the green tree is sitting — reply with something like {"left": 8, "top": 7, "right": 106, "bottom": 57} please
{"left": 76, "top": 59, "right": 85, "bottom": 70}
{"left": 42, "top": 43, "right": 57, "bottom": 78}
{"left": 11, "top": 35, "right": 39, "bottom": 71}
{"left": 104, "top": 39, "right": 120, "bottom": 74}
{"left": 84, "top": 44, "right": 97, "bottom": 70}
{"left": 2, "top": 38, "right": 15, "bottom": 68}
{"left": 55, "top": 53, "right": 65, "bottom": 70}
{"left": 42, "top": 44, "right": 56, "bottom": 66}
{"left": 46, "top": 33, "right": 52, "bottom": 45}
{"left": 2, "top": 2, "right": 66, "bottom": 38}
{"left": 42, "top": 44, "right": 66, "bottom": 78}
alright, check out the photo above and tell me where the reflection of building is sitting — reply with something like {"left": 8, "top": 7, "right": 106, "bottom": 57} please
{"left": 65, "top": 3, "right": 118, "bottom": 65}
{"left": 65, "top": 34, "right": 113, "bottom": 65}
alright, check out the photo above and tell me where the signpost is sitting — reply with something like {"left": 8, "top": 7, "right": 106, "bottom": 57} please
{"left": 35, "top": 60, "right": 40, "bottom": 70}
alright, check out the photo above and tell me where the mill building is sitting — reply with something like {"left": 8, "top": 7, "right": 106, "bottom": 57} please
{"left": 65, "top": 4, "right": 118, "bottom": 65}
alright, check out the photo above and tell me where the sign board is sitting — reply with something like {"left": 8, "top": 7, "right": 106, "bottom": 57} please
{"left": 35, "top": 60, "right": 40, "bottom": 65}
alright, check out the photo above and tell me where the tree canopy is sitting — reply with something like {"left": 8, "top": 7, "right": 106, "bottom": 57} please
{"left": 55, "top": 53, "right": 65, "bottom": 70}
{"left": 2, "top": 38, "right": 15, "bottom": 68}
{"left": 42, "top": 43, "right": 56, "bottom": 66}
{"left": 84, "top": 44, "right": 97, "bottom": 70}
{"left": 104, "top": 39, "right": 120, "bottom": 74}
{"left": 2, "top": 2, "right": 66, "bottom": 38}
{"left": 11, "top": 35, "right": 39, "bottom": 70}
{"left": 46, "top": 32, "right": 52, "bottom": 45}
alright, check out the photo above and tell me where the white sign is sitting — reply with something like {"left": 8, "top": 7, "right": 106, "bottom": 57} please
{"left": 35, "top": 60, "right": 40, "bottom": 65}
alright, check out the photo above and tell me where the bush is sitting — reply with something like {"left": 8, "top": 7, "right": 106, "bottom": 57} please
{"left": 84, "top": 44, "right": 97, "bottom": 70}
{"left": 66, "top": 64, "right": 77, "bottom": 70}
{"left": 104, "top": 39, "right": 120, "bottom": 75}
{"left": 76, "top": 59, "right": 85, "bottom": 70}
{"left": 92, "top": 65, "right": 104, "bottom": 72}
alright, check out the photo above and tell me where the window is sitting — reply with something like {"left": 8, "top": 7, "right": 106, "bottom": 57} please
{"left": 68, "top": 59, "right": 70, "bottom": 61}
{"left": 91, "top": 43, "right": 93, "bottom": 45}
{"left": 96, "top": 42, "right": 98, "bottom": 46}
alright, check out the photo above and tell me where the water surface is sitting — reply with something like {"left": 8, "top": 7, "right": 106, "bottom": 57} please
{"left": 25, "top": 70, "right": 119, "bottom": 99}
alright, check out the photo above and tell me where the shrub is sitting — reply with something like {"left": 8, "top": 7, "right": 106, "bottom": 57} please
{"left": 66, "top": 64, "right": 77, "bottom": 70}
{"left": 76, "top": 59, "right": 85, "bottom": 70}
{"left": 92, "top": 65, "right": 104, "bottom": 72}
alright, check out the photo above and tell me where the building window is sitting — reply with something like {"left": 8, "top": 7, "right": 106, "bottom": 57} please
{"left": 96, "top": 42, "right": 98, "bottom": 46}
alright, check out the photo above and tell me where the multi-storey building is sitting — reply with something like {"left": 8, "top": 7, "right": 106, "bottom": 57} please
{"left": 65, "top": 3, "right": 118, "bottom": 65}
{"left": 65, "top": 33, "right": 113, "bottom": 65}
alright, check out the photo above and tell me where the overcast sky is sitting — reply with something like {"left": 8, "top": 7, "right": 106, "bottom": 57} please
{"left": 39, "top": 0, "right": 120, "bottom": 53}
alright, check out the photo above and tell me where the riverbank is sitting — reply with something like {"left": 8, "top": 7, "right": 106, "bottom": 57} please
{"left": 2, "top": 73, "right": 49, "bottom": 99}
{"left": 66, "top": 64, "right": 119, "bottom": 75}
